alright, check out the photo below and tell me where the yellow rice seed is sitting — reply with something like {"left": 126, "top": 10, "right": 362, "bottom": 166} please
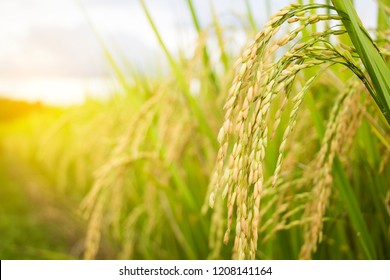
{"left": 223, "top": 119, "right": 232, "bottom": 134}
{"left": 239, "top": 63, "right": 247, "bottom": 77}
{"left": 223, "top": 231, "right": 230, "bottom": 244}
{"left": 223, "top": 96, "right": 235, "bottom": 110}
{"left": 294, "top": 25, "right": 305, "bottom": 34}
{"left": 308, "top": 14, "right": 319, "bottom": 24}
{"left": 247, "top": 87, "right": 254, "bottom": 102}
{"left": 222, "top": 142, "right": 228, "bottom": 155}
{"left": 275, "top": 81, "right": 286, "bottom": 92}
{"left": 255, "top": 31, "right": 264, "bottom": 40}
{"left": 250, "top": 47, "right": 258, "bottom": 59}
{"left": 294, "top": 42, "right": 306, "bottom": 50}
{"left": 288, "top": 17, "right": 300, "bottom": 23}
{"left": 242, "top": 98, "right": 250, "bottom": 111}
{"left": 248, "top": 171, "right": 254, "bottom": 184}
{"left": 277, "top": 34, "right": 291, "bottom": 46}
{"left": 222, "top": 184, "right": 229, "bottom": 199}
{"left": 232, "top": 58, "right": 242, "bottom": 70}
{"left": 267, "top": 44, "right": 279, "bottom": 56}
{"left": 275, "top": 9, "right": 290, "bottom": 17}
{"left": 228, "top": 155, "right": 235, "bottom": 169}
{"left": 209, "top": 192, "right": 215, "bottom": 208}
{"left": 261, "top": 102, "right": 271, "bottom": 115}
{"left": 266, "top": 15, "right": 283, "bottom": 27}
{"left": 298, "top": 15, "right": 309, "bottom": 21}
{"left": 241, "top": 217, "right": 248, "bottom": 236}
{"left": 242, "top": 48, "right": 251, "bottom": 60}
{"left": 236, "top": 221, "right": 241, "bottom": 235}
{"left": 232, "top": 168, "right": 239, "bottom": 181}
{"left": 217, "top": 127, "right": 225, "bottom": 144}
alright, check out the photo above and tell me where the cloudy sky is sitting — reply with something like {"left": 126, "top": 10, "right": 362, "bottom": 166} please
{"left": 0, "top": 0, "right": 377, "bottom": 105}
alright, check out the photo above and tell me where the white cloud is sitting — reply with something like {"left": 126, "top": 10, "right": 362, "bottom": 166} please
{"left": 0, "top": 0, "right": 380, "bottom": 104}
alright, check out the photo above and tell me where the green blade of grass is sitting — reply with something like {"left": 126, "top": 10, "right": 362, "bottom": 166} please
{"left": 333, "top": 157, "right": 377, "bottom": 259}
{"left": 186, "top": 0, "right": 220, "bottom": 94}
{"left": 377, "top": 0, "right": 390, "bottom": 32}
{"left": 140, "top": 0, "right": 217, "bottom": 146}
{"left": 210, "top": 2, "right": 228, "bottom": 71}
{"left": 159, "top": 192, "right": 197, "bottom": 259}
{"left": 331, "top": 0, "right": 390, "bottom": 125}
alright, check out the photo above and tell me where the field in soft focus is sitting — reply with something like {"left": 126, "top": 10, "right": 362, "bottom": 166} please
{"left": 0, "top": 0, "right": 389, "bottom": 260}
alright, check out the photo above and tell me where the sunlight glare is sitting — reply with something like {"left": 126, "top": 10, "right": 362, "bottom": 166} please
{"left": 0, "top": 77, "right": 113, "bottom": 106}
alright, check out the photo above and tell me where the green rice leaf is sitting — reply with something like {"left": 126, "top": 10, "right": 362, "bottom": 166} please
{"left": 332, "top": 0, "right": 390, "bottom": 125}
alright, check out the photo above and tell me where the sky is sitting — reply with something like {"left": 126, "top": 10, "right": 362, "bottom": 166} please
{"left": 0, "top": 0, "right": 377, "bottom": 105}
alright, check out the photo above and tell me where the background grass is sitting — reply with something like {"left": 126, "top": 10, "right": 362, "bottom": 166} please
{"left": 0, "top": 0, "right": 389, "bottom": 259}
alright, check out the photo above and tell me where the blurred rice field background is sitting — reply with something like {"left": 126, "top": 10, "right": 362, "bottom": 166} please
{"left": 0, "top": 0, "right": 389, "bottom": 260}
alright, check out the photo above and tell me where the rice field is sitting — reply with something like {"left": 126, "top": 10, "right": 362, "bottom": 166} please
{"left": 0, "top": 0, "right": 389, "bottom": 260}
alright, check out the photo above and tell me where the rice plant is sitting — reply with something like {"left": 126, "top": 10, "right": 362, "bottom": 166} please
{"left": 0, "top": 0, "right": 389, "bottom": 260}
{"left": 208, "top": 1, "right": 390, "bottom": 259}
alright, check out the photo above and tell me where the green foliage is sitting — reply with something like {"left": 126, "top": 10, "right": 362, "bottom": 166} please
{"left": 332, "top": 0, "right": 390, "bottom": 124}
{"left": 0, "top": 0, "right": 389, "bottom": 260}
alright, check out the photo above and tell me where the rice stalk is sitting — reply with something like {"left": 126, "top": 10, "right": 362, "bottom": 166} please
{"left": 208, "top": 2, "right": 387, "bottom": 260}
{"left": 331, "top": 0, "right": 390, "bottom": 124}
{"left": 300, "top": 80, "right": 362, "bottom": 259}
